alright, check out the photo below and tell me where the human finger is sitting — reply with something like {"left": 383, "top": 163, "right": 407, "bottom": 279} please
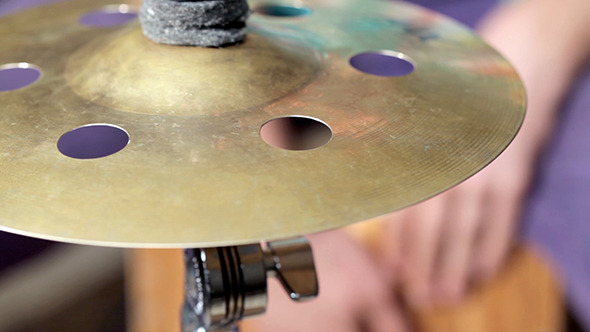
{"left": 315, "top": 230, "right": 410, "bottom": 332}
{"left": 432, "top": 180, "right": 484, "bottom": 303}
{"left": 398, "top": 196, "right": 447, "bottom": 308}
{"left": 362, "top": 298, "right": 410, "bottom": 332}
{"left": 471, "top": 180, "right": 522, "bottom": 282}
{"left": 379, "top": 212, "right": 404, "bottom": 279}
{"left": 246, "top": 278, "right": 358, "bottom": 332}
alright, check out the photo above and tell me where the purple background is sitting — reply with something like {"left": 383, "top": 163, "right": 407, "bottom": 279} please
{"left": 0, "top": 66, "right": 41, "bottom": 91}
{"left": 78, "top": 10, "right": 137, "bottom": 27}
{"left": 349, "top": 52, "right": 415, "bottom": 77}
{"left": 57, "top": 124, "right": 130, "bottom": 159}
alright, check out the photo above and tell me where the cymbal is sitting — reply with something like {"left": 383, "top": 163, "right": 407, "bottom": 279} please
{"left": 0, "top": 0, "right": 525, "bottom": 248}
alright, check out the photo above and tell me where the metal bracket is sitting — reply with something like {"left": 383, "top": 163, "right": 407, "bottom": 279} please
{"left": 182, "top": 237, "right": 318, "bottom": 331}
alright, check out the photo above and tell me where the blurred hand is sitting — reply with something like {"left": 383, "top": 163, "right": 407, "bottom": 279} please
{"left": 381, "top": 142, "right": 533, "bottom": 307}
{"left": 245, "top": 230, "right": 410, "bottom": 332}
{"left": 380, "top": 0, "right": 590, "bottom": 308}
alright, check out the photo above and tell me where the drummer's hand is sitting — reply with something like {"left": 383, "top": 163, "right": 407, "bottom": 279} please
{"left": 244, "top": 230, "right": 410, "bottom": 332}
{"left": 381, "top": 0, "right": 590, "bottom": 308}
{"left": 382, "top": 142, "right": 533, "bottom": 308}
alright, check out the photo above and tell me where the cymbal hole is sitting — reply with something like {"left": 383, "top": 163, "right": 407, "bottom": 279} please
{"left": 255, "top": 4, "right": 312, "bottom": 17}
{"left": 79, "top": 5, "right": 137, "bottom": 27}
{"left": 260, "top": 116, "right": 332, "bottom": 151}
{"left": 350, "top": 51, "right": 415, "bottom": 77}
{"left": 57, "top": 124, "right": 130, "bottom": 159}
{"left": 0, "top": 63, "right": 41, "bottom": 92}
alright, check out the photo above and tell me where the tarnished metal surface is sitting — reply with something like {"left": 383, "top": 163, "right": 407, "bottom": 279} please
{"left": 0, "top": 0, "right": 525, "bottom": 247}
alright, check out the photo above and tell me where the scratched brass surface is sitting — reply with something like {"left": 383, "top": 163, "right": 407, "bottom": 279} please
{"left": 0, "top": 0, "right": 525, "bottom": 247}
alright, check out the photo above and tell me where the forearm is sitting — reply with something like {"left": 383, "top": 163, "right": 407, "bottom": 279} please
{"left": 481, "top": 0, "right": 590, "bottom": 83}
{"left": 478, "top": 0, "right": 590, "bottom": 158}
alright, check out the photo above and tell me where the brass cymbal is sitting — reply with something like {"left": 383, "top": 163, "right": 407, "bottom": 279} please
{"left": 0, "top": 0, "right": 525, "bottom": 248}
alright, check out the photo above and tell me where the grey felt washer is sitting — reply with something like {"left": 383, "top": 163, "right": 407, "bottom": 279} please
{"left": 142, "top": 25, "right": 247, "bottom": 47}
{"left": 139, "top": 0, "right": 250, "bottom": 47}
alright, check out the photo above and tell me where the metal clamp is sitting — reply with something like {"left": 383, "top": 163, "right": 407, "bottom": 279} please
{"left": 182, "top": 237, "right": 318, "bottom": 332}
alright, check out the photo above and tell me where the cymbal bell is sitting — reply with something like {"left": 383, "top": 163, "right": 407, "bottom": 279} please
{"left": 0, "top": 0, "right": 525, "bottom": 248}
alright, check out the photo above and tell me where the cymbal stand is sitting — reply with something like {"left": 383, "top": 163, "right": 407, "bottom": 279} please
{"left": 182, "top": 237, "right": 318, "bottom": 332}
